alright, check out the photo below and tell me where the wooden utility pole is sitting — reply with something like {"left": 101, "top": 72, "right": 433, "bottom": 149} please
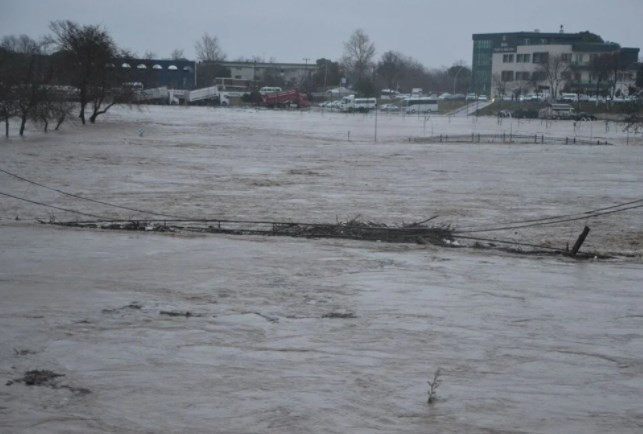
{"left": 569, "top": 226, "right": 590, "bottom": 257}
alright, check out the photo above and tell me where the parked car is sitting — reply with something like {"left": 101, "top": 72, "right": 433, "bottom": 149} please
{"left": 575, "top": 112, "right": 597, "bottom": 121}
{"left": 498, "top": 110, "right": 512, "bottom": 118}
{"left": 438, "top": 92, "right": 452, "bottom": 100}
{"left": 521, "top": 94, "right": 545, "bottom": 102}
{"left": 477, "top": 95, "right": 488, "bottom": 101}
{"left": 466, "top": 93, "right": 477, "bottom": 101}
{"left": 449, "top": 93, "right": 466, "bottom": 100}
{"left": 559, "top": 93, "right": 579, "bottom": 103}
{"left": 380, "top": 104, "right": 400, "bottom": 112}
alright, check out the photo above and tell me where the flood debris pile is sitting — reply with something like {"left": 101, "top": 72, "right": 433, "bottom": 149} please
{"left": 9, "top": 370, "right": 64, "bottom": 386}
{"left": 45, "top": 218, "right": 617, "bottom": 259}
{"left": 271, "top": 217, "right": 453, "bottom": 244}
{"left": 6, "top": 370, "right": 91, "bottom": 396}
{"left": 49, "top": 217, "right": 455, "bottom": 246}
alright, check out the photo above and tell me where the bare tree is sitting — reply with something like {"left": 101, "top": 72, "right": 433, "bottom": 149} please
{"left": 624, "top": 114, "right": 642, "bottom": 135}
{"left": 194, "top": 33, "right": 225, "bottom": 62}
{"left": 447, "top": 63, "right": 471, "bottom": 94}
{"left": 512, "top": 78, "right": 529, "bottom": 100}
{"left": 49, "top": 20, "right": 118, "bottom": 124}
{"left": 0, "top": 46, "right": 18, "bottom": 136}
{"left": 1, "top": 35, "right": 50, "bottom": 136}
{"left": 342, "top": 29, "right": 375, "bottom": 83}
{"left": 376, "top": 51, "right": 404, "bottom": 90}
{"left": 33, "top": 89, "right": 76, "bottom": 132}
{"left": 87, "top": 54, "right": 134, "bottom": 123}
{"left": 170, "top": 48, "right": 185, "bottom": 60}
{"left": 589, "top": 52, "right": 618, "bottom": 101}
{"left": 143, "top": 50, "right": 156, "bottom": 60}
{"left": 1, "top": 34, "right": 39, "bottom": 54}
{"left": 535, "top": 54, "right": 571, "bottom": 101}
{"left": 4, "top": 36, "right": 50, "bottom": 136}
{"left": 492, "top": 73, "right": 507, "bottom": 99}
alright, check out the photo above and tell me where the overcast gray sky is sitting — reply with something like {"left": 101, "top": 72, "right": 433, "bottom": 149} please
{"left": 2, "top": 0, "right": 642, "bottom": 67}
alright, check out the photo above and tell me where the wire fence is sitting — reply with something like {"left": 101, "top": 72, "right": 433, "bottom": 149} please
{"left": 409, "top": 133, "right": 612, "bottom": 146}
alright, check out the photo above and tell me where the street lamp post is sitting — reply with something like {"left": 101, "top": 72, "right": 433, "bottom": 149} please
{"left": 452, "top": 66, "right": 465, "bottom": 95}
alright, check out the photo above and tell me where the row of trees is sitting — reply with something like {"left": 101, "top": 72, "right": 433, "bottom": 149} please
{"left": 1, "top": 21, "right": 141, "bottom": 137}
{"left": 338, "top": 29, "right": 471, "bottom": 97}
{"left": 190, "top": 29, "right": 472, "bottom": 97}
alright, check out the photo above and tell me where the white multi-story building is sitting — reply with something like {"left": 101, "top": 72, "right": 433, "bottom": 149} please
{"left": 472, "top": 30, "right": 640, "bottom": 99}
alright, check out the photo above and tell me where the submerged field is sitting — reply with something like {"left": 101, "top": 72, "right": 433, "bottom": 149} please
{"left": 1, "top": 106, "right": 642, "bottom": 433}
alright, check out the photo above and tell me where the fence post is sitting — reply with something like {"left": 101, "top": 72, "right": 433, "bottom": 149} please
{"left": 534, "top": 134, "right": 537, "bottom": 143}
{"left": 541, "top": 135, "right": 544, "bottom": 144}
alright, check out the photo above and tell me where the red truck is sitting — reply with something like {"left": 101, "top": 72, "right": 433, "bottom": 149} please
{"left": 261, "top": 89, "right": 310, "bottom": 109}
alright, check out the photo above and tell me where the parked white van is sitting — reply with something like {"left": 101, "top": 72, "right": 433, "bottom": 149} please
{"left": 340, "top": 96, "right": 377, "bottom": 113}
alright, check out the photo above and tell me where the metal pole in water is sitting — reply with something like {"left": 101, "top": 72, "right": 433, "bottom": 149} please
{"left": 374, "top": 105, "right": 378, "bottom": 142}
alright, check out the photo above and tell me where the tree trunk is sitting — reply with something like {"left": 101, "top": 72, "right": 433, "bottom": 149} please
{"left": 79, "top": 87, "right": 87, "bottom": 125}
{"left": 19, "top": 115, "right": 27, "bottom": 136}
{"left": 79, "top": 102, "right": 86, "bottom": 124}
{"left": 55, "top": 114, "right": 66, "bottom": 131}
{"left": 4, "top": 118, "right": 8, "bottom": 138}
{"left": 43, "top": 119, "right": 49, "bottom": 132}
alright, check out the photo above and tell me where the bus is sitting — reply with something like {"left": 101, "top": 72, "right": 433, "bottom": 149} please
{"left": 403, "top": 97, "right": 438, "bottom": 114}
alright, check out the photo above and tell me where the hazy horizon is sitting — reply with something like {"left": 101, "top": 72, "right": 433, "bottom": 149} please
{"left": 1, "top": 0, "right": 642, "bottom": 68}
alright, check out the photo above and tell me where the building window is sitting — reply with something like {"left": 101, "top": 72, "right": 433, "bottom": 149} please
{"left": 474, "top": 40, "right": 492, "bottom": 49}
{"left": 573, "top": 53, "right": 584, "bottom": 64}
{"left": 502, "top": 54, "right": 514, "bottom": 63}
{"left": 561, "top": 53, "right": 572, "bottom": 62}
{"left": 516, "top": 53, "right": 531, "bottom": 63}
{"left": 501, "top": 71, "right": 514, "bottom": 82}
{"left": 515, "top": 71, "right": 530, "bottom": 81}
{"left": 523, "top": 38, "right": 531, "bottom": 45}
{"left": 532, "top": 52, "right": 549, "bottom": 64}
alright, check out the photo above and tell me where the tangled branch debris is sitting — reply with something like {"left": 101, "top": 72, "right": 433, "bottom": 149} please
{"left": 49, "top": 217, "right": 455, "bottom": 246}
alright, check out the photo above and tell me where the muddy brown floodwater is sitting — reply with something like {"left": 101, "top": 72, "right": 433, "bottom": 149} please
{"left": 1, "top": 106, "right": 642, "bottom": 433}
